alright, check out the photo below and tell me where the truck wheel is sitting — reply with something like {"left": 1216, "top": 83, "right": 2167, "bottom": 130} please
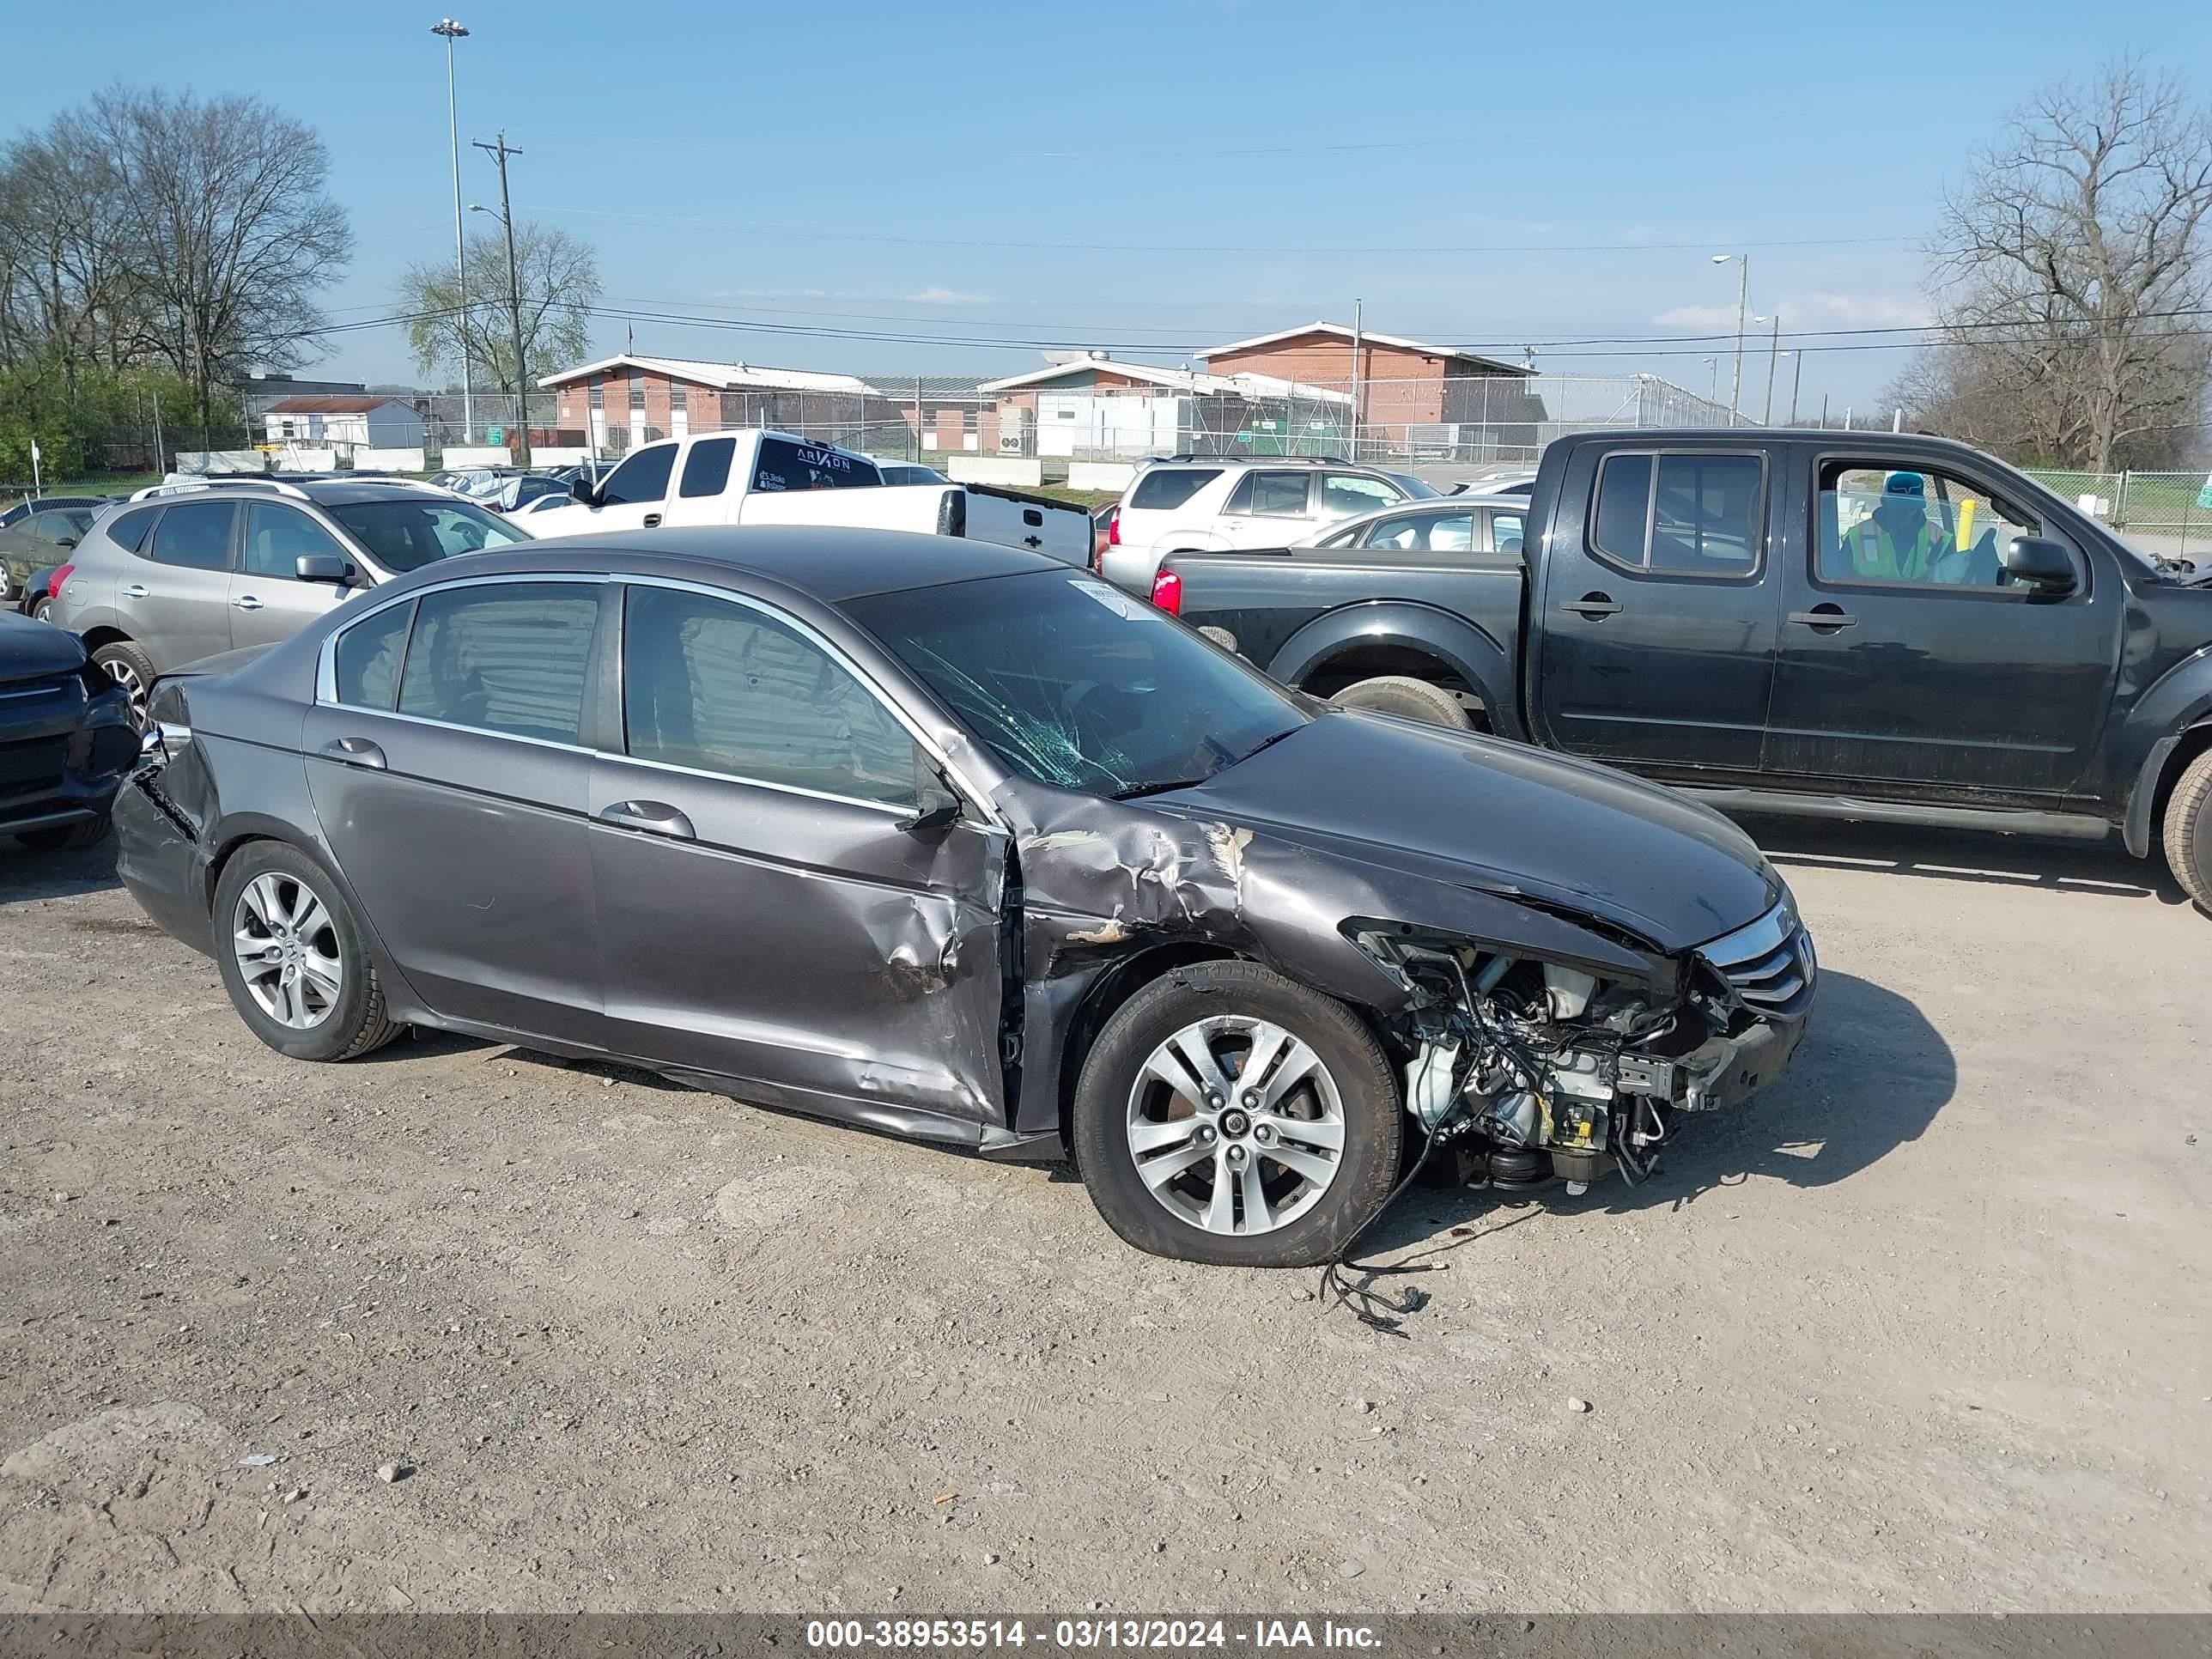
{"left": 1329, "top": 674, "right": 1469, "bottom": 729}
{"left": 1071, "top": 960, "right": 1403, "bottom": 1267}
{"left": 2161, "top": 747, "right": 2212, "bottom": 911}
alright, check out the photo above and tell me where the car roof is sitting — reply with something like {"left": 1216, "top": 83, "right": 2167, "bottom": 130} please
{"left": 390, "top": 524, "right": 1062, "bottom": 605}
{"left": 131, "top": 479, "right": 456, "bottom": 509}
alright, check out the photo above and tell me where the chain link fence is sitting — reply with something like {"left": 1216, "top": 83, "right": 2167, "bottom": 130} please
{"left": 2023, "top": 468, "right": 2212, "bottom": 557}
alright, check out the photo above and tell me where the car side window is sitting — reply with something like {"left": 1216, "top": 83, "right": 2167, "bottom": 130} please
{"left": 621, "top": 584, "right": 920, "bottom": 808}
{"left": 27, "top": 510, "right": 87, "bottom": 546}
{"left": 679, "top": 436, "right": 737, "bottom": 499}
{"left": 1590, "top": 452, "right": 1762, "bottom": 577}
{"left": 146, "top": 501, "right": 236, "bottom": 571}
{"left": 1127, "top": 469, "right": 1218, "bottom": 511}
{"left": 1241, "top": 473, "right": 1311, "bottom": 517}
{"left": 1816, "top": 462, "right": 2051, "bottom": 591}
{"left": 1354, "top": 511, "right": 1476, "bottom": 554}
{"left": 599, "top": 443, "right": 676, "bottom": 507}
{"left": 395, "top": 583, "right": 599, "bottom": 744}
{"left": 242, "top": 504, "right": 347, "bottom": 579}
{"left": 1490, "top": 511, "right": 1525, "bottom": 556}
{"left": 332, "top": 599, "right": 416, "bottom": 711}
{"left": 1318, "top": 473, "right": 1401, "bottom": 520}
{"left": 107, "top": 507, "right": 159, "bottom": 553}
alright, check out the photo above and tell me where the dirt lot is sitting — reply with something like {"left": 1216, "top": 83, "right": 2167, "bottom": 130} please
{"left": 2, "top": 818, "right": 2209, "bottom": 1615}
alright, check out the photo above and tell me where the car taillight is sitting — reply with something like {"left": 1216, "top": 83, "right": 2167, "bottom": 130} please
{"left": 1107, "top": 510, "right": 1121, "bottom": 546}
{"left": 1150, "top": 568, "right": 1182, "bottom": 615}
{"left": 48, "top": 563, "right": 72, "bottom": 598}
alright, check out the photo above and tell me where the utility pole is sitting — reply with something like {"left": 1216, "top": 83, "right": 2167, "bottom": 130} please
{"left": 1789, "top": 351, "right": 1804, "bottom": 425}
{"left": 471, "top": 132, "right": 531, "bottom": 468}
{"left": 432, "top": 20, "right": 474, "bottom": 441}
{"left": 1761, "top": 313, "right": 1781, "bottom": 424}
{"left": 1711, "top": 253, "right": 1748, "bottom": 424}
{"left": 1348, "top": 298, "right": 1364, "bottom": 462}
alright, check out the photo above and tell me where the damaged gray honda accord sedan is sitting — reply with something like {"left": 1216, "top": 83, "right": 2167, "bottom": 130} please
{"left": 115, "top": 527, "right": 1814, "bottom": 1267}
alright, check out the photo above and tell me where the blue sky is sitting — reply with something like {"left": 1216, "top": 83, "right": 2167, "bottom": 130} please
{"left": 13, "top": 0, "right": 2212, "bottom": 411}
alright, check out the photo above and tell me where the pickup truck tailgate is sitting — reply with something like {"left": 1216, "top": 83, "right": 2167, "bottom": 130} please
{"left": 940, "top": 484, "right": 1090, "bottom": 566}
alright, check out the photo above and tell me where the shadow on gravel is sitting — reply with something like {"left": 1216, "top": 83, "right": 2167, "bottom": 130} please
{"left": 1729, "top": 811, "right": 2182, "bottom": 904}
{"left": 1354, "top": 970, "right": 1953, "bottom": 1267}
{"left": 0, "top": 837, "right": 123, "bottom": 901}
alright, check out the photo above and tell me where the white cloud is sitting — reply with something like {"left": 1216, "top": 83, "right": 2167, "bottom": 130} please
{"left": 1652, "top": 304, "right": 1740, "bottom": 329}
{"left": 908, "top": 286, "right": 988, "bottom": 305}
{"left": 1782, "top": 291, "right": 1928, "bottom": 327}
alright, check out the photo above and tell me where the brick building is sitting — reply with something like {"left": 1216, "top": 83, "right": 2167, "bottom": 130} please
{"left": 1200, "top": 322, "right": 1532, "bottom": 446}
{"left": 538, "top": 354, "right": 885, "bottom": 456}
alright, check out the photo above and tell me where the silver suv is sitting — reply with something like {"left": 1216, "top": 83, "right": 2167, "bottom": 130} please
{"left": 1099, "top": 457, "right": 1428, "bottom": 595}
{"left": 49, "top": 479, "right": 529, "bottom": 720}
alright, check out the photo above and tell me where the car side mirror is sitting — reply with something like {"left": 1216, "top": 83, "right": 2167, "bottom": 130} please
{"left": 569, "top": 476, "right": 599, "bottom": 506}
{"left": 896, "top": 769, "right": 964, "bottom": 836}
{"left": 295, "top": 554, "right": 357, "bottom": 586}
{"left": 2002, "top": 536, "right": 2076, "bottom": 595}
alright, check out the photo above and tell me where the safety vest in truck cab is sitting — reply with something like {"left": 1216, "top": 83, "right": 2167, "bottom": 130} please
{"left": 1845, "top": 512, "right": 1952, "bottom": 582}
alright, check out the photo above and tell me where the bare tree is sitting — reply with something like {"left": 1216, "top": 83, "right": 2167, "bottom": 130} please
{"left": 91, "top": 87, "right": 353, "bottom": 447}
{"left": 1914, "top": 60, "right": 2212, "bottom": 471}
{"left": 397, "top": 222, "right": 599, "bottom": 400}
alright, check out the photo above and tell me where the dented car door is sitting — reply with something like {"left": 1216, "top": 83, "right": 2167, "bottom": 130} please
{"left": 586, "top": 580, "right": 1008, "bottom": 1131}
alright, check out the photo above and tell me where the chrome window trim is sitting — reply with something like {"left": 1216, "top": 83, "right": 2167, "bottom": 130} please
{"left": 614, "top": 574, "right": 1008, "bottom": 830}
{"left": 313, "top": 703, "right": 598, "bottom": 758}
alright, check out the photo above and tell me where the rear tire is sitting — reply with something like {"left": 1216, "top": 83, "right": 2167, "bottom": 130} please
{"left": 2161, "top": 747, "right": 2212, "bottom": 912}
{"left": 89, "top": 640, "right": 157, "bottom": 729}
{"left": 1071, "top": 960, "right": 1403, "bottom": 1267}
{"left": 1329, "top": 673, "right": 1469, "bottom": 729}
{"left": 213, "top": 842, "right": 403, "bottom": 1062}
{"left": 28, "top": 595, "right": 55, "bottom": 623}
{"left": 15, "top": 816, "right": 111, "bottom": 852}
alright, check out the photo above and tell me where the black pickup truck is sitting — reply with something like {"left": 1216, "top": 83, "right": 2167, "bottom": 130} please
{"left": 1154, "top": 428, "right": 2212, "bottom": 908}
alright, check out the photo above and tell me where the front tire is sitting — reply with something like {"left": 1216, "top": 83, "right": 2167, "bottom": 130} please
{"left": 1072, "top": 960, "right": 1403, "bottom": 1267}
{"left": 89, "top": 640, "right": 157, "bottom": 729}
{"left": 1329, "top": 673, "right": 1470, "bottom": 729}
{"left": 213, "top": 842, "right": 402, "bottom": 1062}
{"left": 2161, "top": 747, "right": 2212, "bottom": 912}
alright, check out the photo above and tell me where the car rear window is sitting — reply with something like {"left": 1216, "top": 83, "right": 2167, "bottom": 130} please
{"left": 107, "top": 506, "right": 159, "bottom": 554}
{"left": 1127, "top": 469, "right": 1218, "bottom": 511}
{"left": 751, "top": 437, "right": 878, "bottom": 492}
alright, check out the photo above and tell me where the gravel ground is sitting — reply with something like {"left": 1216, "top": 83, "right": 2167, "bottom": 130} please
{"left": 2, "top": 818, "right": 2208, "bottom": 1614}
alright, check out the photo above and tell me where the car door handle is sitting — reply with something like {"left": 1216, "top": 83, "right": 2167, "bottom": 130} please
{"left": 231, "top": 594, "right": 264, "bottom": 611}
{"left": 315, "top": 737, "right": 386, "bottom": 770}
{"left": 597, "top": 799, "right": 695, "bottom": 840}
{"left": 1562, "top": 592, "right": 1622, "bottom": 617}
{"left": 1788, "top": 605, "right": 1857, "bottom": 630}
{"left": 641, "top": 513, "right": 662, "bottom": 528}
{"left": 121, "top": 583, "right": 149, "bottom": 599}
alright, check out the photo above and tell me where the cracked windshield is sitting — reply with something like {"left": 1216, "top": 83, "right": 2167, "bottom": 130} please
{"left": 846, "top": 571, "right": 1306, "bottom": 797}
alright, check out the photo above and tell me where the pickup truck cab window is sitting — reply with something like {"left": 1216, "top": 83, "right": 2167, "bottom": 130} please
{"left": 752, "top": 437, "right": 879, "bottom": 493}
{"left": 679, "top": 436, "right": 737, "bottom": 499}
{"left": 1589, "top": 450, "right": 1765, "bottom": 580}
{"left": 599, "top": 443, "right": 677, "bottom": 507}
{"left": 1815, "top": 461, "right": 2066, "bottom": 592}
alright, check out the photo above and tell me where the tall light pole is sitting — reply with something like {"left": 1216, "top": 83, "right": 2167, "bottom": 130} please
{"left": 432, "top": 19, "right": 473, "bottom": 442}
{"left": 471, "top": 131, "right": 531, "bottom": 469}
{"left": 1712, "top": 253, "right": 1748, "bottom": 425}
{"left": 1789, "top": 349, "right": 1805, "bottom": 425}
{"left": 1756, "top": 313, "right": 1782, "bottom": 423}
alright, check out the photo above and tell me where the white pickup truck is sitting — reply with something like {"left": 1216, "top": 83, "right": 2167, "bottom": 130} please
{"left": 523, "top": 429, "right": 1091, "bottom": 564}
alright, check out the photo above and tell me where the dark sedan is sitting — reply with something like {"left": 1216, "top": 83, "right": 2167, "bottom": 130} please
{"left": 113, "top": 528, "right": 1813, "bottom": 1266}
{"left": 0, "top": 611, "right": 139, "bottom": 849}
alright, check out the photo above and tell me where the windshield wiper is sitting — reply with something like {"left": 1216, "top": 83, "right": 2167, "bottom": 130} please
{"left": 1237, "top": 725, "right": 1303, "bottom": 764}
{"left": 1109, "top": 776, "right": 1211, "bottom": 800}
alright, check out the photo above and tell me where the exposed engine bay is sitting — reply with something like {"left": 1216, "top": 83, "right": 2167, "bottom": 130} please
{"left": 1352, "top": 914, "right": 1813, "bottom": 1194}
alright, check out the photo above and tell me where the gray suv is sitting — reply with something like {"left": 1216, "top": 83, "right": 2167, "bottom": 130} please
{"left": 48, "top": 479, "right": 529, "bottom": 720}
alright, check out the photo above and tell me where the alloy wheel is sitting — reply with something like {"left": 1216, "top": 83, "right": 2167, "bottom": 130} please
{"left": 1124, "top": 1015, "right": 1346, "bottom": 1236}
{"left": 100, "top": 658, "right": 146, "bottom": 725}
{"left": 232, "top": 872, "right": 343, "bottom": 1030}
